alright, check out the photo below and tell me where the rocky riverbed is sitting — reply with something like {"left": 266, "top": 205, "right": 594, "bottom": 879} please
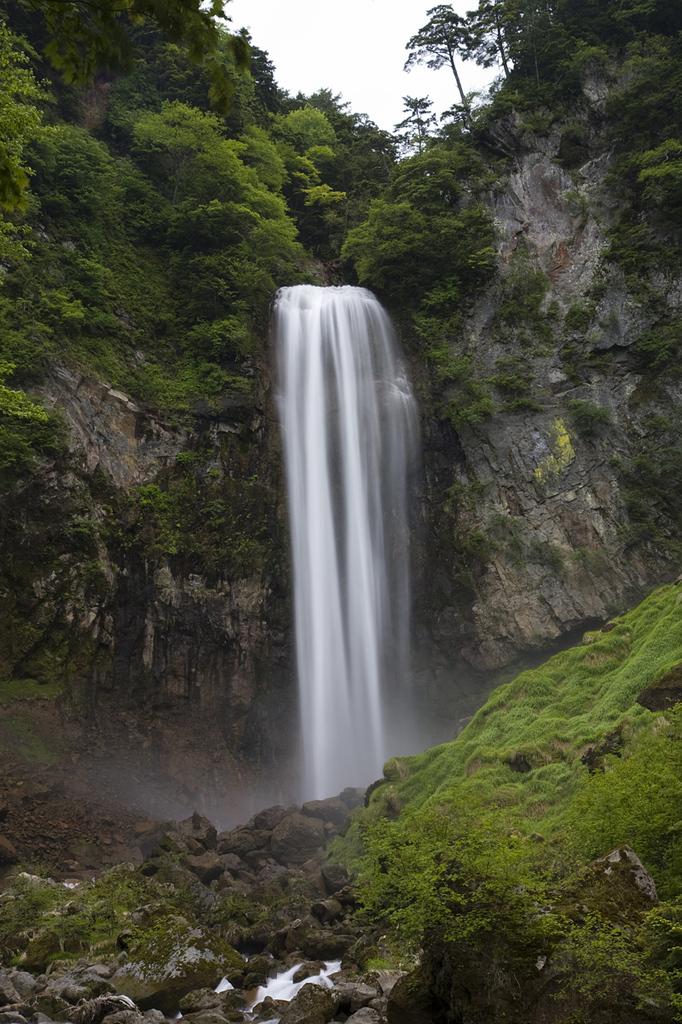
{"left": 0, "top": 793, "right": 411, "bottom": 1024}
{"left": 0, "top": 783, "right": 669, "bottom": 1024}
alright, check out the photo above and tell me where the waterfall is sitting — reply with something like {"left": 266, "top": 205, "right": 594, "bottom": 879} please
{"left": 275, "top": 285, "right": 417, "bottom": 800}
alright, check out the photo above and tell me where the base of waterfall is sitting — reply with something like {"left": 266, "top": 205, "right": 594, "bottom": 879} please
{"left": 0, "top": 786, "right": 662, "bottom": 1024}
{"left": 0, "top": 792, "right": 402, "bottom": 1024}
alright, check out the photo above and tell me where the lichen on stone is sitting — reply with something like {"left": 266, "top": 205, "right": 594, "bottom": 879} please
{"left": 533, "top": 417, "right": 576, "bottom": 484}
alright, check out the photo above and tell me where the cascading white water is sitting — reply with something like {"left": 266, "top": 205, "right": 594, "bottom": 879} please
{"left": 275, "top": 285, "right": 417, "bottom": 799}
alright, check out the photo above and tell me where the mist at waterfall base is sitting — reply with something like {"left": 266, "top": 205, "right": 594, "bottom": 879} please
{"left": 276, "top": 285, "right": 419, "bottom": 801}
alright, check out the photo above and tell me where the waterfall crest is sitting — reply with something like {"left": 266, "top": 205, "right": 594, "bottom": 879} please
{"left": 275, "top": 285, "right": 417, "bottom": 799}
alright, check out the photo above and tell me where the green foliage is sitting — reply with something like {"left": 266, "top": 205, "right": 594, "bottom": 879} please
{"left": 404, "top": 5, "right": 474, "bottom": 127}
{"left": 130, "top": 99, "right": 304, "bottom": 330}
{"left": 493, "top": 254, "right": 554, "bottom": 348}
{"left": 342, "top": 143, "right": 495, "bottom": 317}
{"left": 488, "top": 357, "right": 543, "bottom": 412}
{"left": 337, "top": 584, "right": 682, "bottom": 1014}
{"left": 22, "top": 0, "right": 245, "bottom": 97}
{"left": 394, "top": 96, "right": 437, "bottom": 153}
{"left": 118, "top": 469, "right": 273, "bottom": 578}
{"left": 0, "top": 361, "right": 64, "bottom": 485}
{"left": 567, "top": 398, "right": 612, "bottom": 437}
{"left": 0, "top": 863, "right": 229, "bottom": 964}
{"left": 617, "top": 411, "right": 682, "bottom": 556}
{"left": 361, "top": 794, "right": 677, "bottom": 1015}
{"left": 361, "top": 807, "right": 553, "bottom": 953}
{"left": 442, "top": 375, "right": 496, "bottom": 430}
{"left": 564, "top": 301, "right": 596, "bottom": 334}
{"left": 0, "top": 678, "right": 64, "bottom": 703}
{"left": 0, "top": 95, "right": 305, "bottom": 416}
{"left": 643, "top": 898, "right": 682, "bottom": 1008}
{"left": 0, "top": 21, "right": 50, "bottom": 258}
{"left": 345, "top": 585, "right": 682, "bottom": 859}
{"left": 564, "top": 708, "right": 682, "bottom": 897}
{"left": 552, "top": 911, "right": 672, "bottom": 1011}
{"left": 635, "top": 321, "right": 682, "bottom": 370}
{"left": 0, "top": 360, "right": 47, "bottom": 420}
{"left": 276, "top": 106, "right": 337, "bottom": 153}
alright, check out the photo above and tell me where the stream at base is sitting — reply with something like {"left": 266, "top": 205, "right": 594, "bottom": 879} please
{"left": 214, "top": 960, "right": 341, "bottom": 1022}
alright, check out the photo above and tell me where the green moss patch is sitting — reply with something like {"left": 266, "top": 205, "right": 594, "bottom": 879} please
{"left": 0, "top": 679, "right": 65, "bottom": 704}
{"left": 114, "top": 917, "right": 245, "bottom": 1013}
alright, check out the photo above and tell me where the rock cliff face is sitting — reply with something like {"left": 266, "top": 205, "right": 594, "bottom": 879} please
{"left": 406, "top": 107, "right": 682, "bottom": 739}
{"left": 0, "top": 364, "right": 296, "bottom": 822}
{"left": 2, "top": 99, "right": 681, "bottom": 800}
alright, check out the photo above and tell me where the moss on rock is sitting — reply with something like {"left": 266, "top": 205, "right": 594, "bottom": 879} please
{"left": 112, "top": 916, "right": 245, "bottom": 1014}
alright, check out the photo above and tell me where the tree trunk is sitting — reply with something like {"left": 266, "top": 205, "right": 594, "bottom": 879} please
{"left": 494, "top": 14, "right": 511, "bottom": 78}
{"left": 447, "top": 45, "right": 472, "bottom": 129}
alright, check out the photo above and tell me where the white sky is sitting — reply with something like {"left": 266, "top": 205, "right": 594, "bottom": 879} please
{"left": 223, "top": 0, "right": 498, "bottom": 132}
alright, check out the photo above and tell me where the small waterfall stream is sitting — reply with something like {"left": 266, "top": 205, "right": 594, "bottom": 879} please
{"left": 275, "top": 285, "right": 417, "bottom": 799}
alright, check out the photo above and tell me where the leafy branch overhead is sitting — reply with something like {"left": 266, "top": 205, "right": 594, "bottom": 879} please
{"left": 25, "top": 0, "right": 249, "bottom": 86}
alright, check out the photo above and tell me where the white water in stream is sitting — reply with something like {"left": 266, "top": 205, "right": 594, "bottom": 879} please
{"left": 276, "top": 285, "right": 417, "bottom": 799}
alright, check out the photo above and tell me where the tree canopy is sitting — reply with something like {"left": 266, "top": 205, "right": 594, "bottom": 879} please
{"left": 21, "top": 0, "right": 247, "bottom": 84}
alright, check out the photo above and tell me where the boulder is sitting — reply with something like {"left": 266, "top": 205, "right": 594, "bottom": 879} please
{"left": 386, "top": 968, "right": 435, "bottom": 1024}
{"left": 184, "top": 851, "right": 225, "bottom": 886}
{"left": 255, "top": 862, "right": 289, "bottom": 884}
{"left": 338, "top": 788, "right": 365, "bottom": 811}
{"left": 242, "top": 849, "right": 271, "bottom": 872}
{"left": 216, "top": 830, "right": 271, "bottom": 858}
{"left": 637, "top": 662, "right": 682, "bottom": 711}
{"left": 178, "top": 813, "right": 217, "bottom": 851}
{"left": 174, "top": 1012, "right": 229, "bottom": 1024}
{"left": 179, "top": 990, "right": 246, "bottom": 1018}
{"left": 112, "top": 918, "right": 245, "bottom": 1014}
{"left": 0, "top": 972, "right": 19, "bottom": 1007}
{"left": 299, "top": 931, "right": 355, "bottom": 961}
{"left": 283, "top": 916, "right": 321, "bottom": 955}
{"left": 346, "top": 1011, "right": 381, "bottom": 1024}
{"left": 320, "top": 864, "right": 350, "bottom": 895}
{"left": 334, "top": 982, "right": 380, "bottom": 1013}
{"left": 608, "top": 847, "right": 658, "bottom": 901}
{"left": 252, "top": 995, "right": 288, "bottom": 1020}
{"left": 218, "top": 853, "right": 243, "bottom": 875}
{"left": 244, "top": 911, "right": 297, "bottom": 954}
{"left": 242, "top": 954, "right": 274, "bottom": 985}
{"left": 271, "top": 814, "right": 326, "bottom": 866}
{"left": 100, "top": 1012, "right": 144, "bottom": 1024}
{"left": 278, "top": 982, "right": 336, "bottom": 1024}
{"left": 147, "top": 827, "right": 192, "bottom": 859}
{"left": 0, "top": 836, "right": 18, "bottom": 865}
{"left": 178, "top": 988, "right": 221, "bottom": 1013}
{"left": 293, "top": 962, "right": 327, "bottom": 983}
{"left": 251, "top": 805, "right": 289, "bottom": 831}
{"left": 31, "top": 993, "right": 72, "bottom": 1019}
{"left": 301, "top": 799, "right": 349, "bottom": 827}
{"left": 47, "top": 967, "right": 115, "bottom": 1003}
{"left": 20, "top": 930, "right": 61, "bottom": 971}
{"left": 375, "top": 972, "right": 404, "bottom": 998}
{"left": 7, "top": 973, "right": 36, "bottom": 1000}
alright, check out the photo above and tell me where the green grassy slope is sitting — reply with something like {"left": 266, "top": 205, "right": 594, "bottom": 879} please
{"left": 337, "top": 583, "right": 682, "bottom": 893}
